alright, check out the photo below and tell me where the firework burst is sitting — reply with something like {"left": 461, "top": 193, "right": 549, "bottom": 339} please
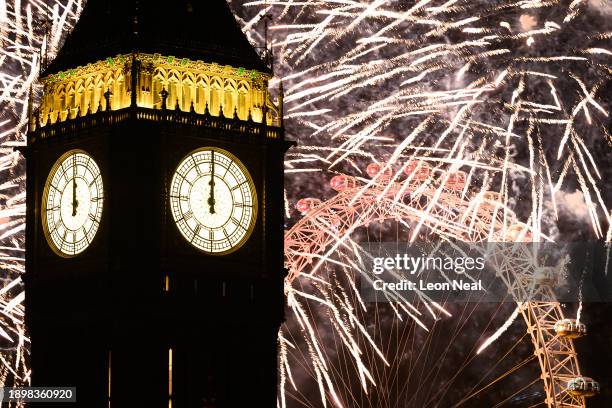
{"left": 236, "top": 0, "right": 612, "bottom": 406}
{"left": 242, "top": 0, "right": 611, "bottom": 237}
{"left": 0, "top": 0, "right": 610, "bottom": 407}
{"left": 0, "top": 0, "right": 82, "bottom": 387}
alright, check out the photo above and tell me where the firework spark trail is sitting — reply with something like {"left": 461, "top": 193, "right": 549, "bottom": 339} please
{"left": 476, "top": 303, "right": 522, "bottom": 354}
{"left": 0, "top": 0, "right": 81, "bottom": 387}
{"left": 252, "top": 0, "right": 611, "bottom": 406}
{"left": 0, "top": 0, "right": 609, "bottom": 406}
{"left": 282, "top": 168, "right": 533, "bottom": 405}
{"left": 259, "top": 0, "right": 610, "bottom": 232}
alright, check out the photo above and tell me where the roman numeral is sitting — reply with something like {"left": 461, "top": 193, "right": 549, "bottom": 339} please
{"left": 231, "top": 182, "right": 246, "bottom": 191}
{"left": 89, "top": 174, "right": 100, "bottom": 187}
{"left": 193, "top": 161, "right": 202, "bottom": 175}
{"left": 231, "top": 217, "right": 246, "bottom": 230}
{"left": 170, "top": 195, "right": 188, "bottom": 201}
{"left": 183, "top": 210, "right": 193, "bottom": 220}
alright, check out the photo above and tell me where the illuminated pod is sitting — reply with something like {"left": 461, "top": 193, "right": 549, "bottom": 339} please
{"left": 169, "top": 147, "right": 257, "bottom": 254}
{"left": 404, "top": 160, "right": 431, "bottom": 182}
{"left": 42, "top": 150, "right": 104, "bottom": 256}
{"left": 329, "top": 174, "right": 357, "bottom": 192}
{"left": 444, "top": 171, "right": 467, "bottom": 191}
{"left": 295, "top": 198, "right": 322, "bottom": 214}
{"left": 366, "top": 162, "right": 393, "bottom": 180}
{"left": 554, "top": 319, "right": 586, "bottom": 339}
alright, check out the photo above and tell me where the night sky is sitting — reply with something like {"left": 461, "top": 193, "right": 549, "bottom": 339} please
{"left": 0, "top": 0, "right": 609, "bottom": 406}
{"left": 229, "top": 1, "right": 612, "bottom": 406}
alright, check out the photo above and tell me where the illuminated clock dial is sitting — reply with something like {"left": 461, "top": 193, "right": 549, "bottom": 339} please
{"left": 170, "top": 147, "right": 257, "bottom": 254}
{"left": 42, "top": 150, "right": 104, "bottom": 256}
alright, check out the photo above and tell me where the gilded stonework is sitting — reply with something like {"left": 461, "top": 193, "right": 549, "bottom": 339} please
{"left": 36, "top": 53, "right": 281, "bottom": 128}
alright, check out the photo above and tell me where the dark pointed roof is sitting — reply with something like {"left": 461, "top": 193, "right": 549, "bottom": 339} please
{"left": 45, "top": 0, "right": 269, "bottom": 75}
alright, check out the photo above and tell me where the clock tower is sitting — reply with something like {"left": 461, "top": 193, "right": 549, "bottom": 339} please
{"left": 24, "top": 1, "right": 290, "bottom": 407}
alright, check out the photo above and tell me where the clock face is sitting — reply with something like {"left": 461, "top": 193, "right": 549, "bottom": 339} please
{"left": 170, "top": 148, "right": 257, "bottom": 254}
{"left": 42, "top": 150, "right": 104, "bottom": 257}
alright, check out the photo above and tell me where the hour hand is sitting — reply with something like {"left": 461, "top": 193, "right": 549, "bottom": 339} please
{"left": 207, "top": 178, "right": 216, "bottom": 214}
{"left": 71, "top": 178, "right": 79, "bottom": 216}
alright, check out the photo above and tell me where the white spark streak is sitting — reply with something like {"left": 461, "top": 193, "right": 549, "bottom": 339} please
{"left": 0, "top": 1, "right": 609, "bottom": 406}
{"left": 477, "top": 304, "right": 522, "bottom": 354}
{"left": 266, "top": 0, "right": 610, "bottom": 405}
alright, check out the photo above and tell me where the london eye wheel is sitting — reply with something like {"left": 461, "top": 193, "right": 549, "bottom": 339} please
{"left": 281, "top": 160, "right": 598, "bottom": 408}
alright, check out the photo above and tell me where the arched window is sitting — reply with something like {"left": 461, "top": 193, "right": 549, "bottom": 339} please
{"left": 75, "top": 80, "right": 85, "bottom": 115}
{"left": 115, "top": 70, "right": 125, "bottom": 108}
{"left": 103, "top": 71, "right": 114, "bottom": 110}
{"left": 105, "top": 78, "right": 114, "bottom": 110}
{"left": 237, "top": 81, "right": 250, "bottom": 120}
{"left": 66, "top": 83, "right": 75, "bottom": 119}
{"left": 55, "top": 84, "right": 66, "bottom": 123}
{"left": 195, "top": 76, "right": 209, "bottom": 113}
{"left": 94, "top": 74, "right": 104, "bottom": 112}
{"left": 223, "top": 79, "right": 236, "bottom": 118}
{"left": 152, "top": 68, "right": 167, "bottom": 108}
{"left": 84, "top": 77, "right": 94, "bottom": 113}
{"left": 210, "top": 77, "right": 222, "bottom": 116}
{"left": 168, "top": 70, "right": 180, "bottom": 109}
{"left": 182, "top": 73, "right": 195, "bottom": 111}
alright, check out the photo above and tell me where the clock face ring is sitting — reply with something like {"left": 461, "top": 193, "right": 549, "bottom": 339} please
{"left": 170, "top": 147, "right": 257, "bottom": 254}
{"left": 41, "top": 150, "right": 104, "bottom": 257}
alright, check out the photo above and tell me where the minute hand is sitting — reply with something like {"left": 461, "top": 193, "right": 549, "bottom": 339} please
{"left": 71, "top": 155, "right": 78, "bottom": 216}
{"left": 207, "top": 152, "right": 216, "bottom": 214}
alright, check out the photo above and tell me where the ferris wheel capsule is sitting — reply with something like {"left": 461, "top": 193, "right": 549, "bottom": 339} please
{"left": 296, "top": 198, "right": 322, "bottom": 215}
{"left": 554, "top": 319, "right": 587, "bottom": 339}
{"left": 505, "top": 223, "right": 534, "bottom": 242}
{"left": 475, "top": 191, "right": 502, "bottom": 212}
{"left": 483, "top": 191, "right": 501, "bottom": 204}
{"left": 567, "top": 377, "right": 600, "bottom": 397}
{"left": 330, "top": 174, "right": 357, "bottom": 192}
{"left": 444, "top": 171, "right": 467, "bottom": 190}
{"left": 366, "top": 162, "right": 393, "bottom": 180}
{"left": 404, "top": 160, "right": 431, "bottom": 182}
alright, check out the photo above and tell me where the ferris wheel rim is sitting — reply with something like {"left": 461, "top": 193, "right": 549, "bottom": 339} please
{"left": 283, "top": 175, "right": 587, "bottom": 408}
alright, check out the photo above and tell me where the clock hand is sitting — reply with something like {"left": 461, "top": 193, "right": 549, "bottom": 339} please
{"left": 71, "top": 154, "right": 78, "bottom": 216}
{"left": 207, "top": 151, "right": 216, "bottom": 214}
